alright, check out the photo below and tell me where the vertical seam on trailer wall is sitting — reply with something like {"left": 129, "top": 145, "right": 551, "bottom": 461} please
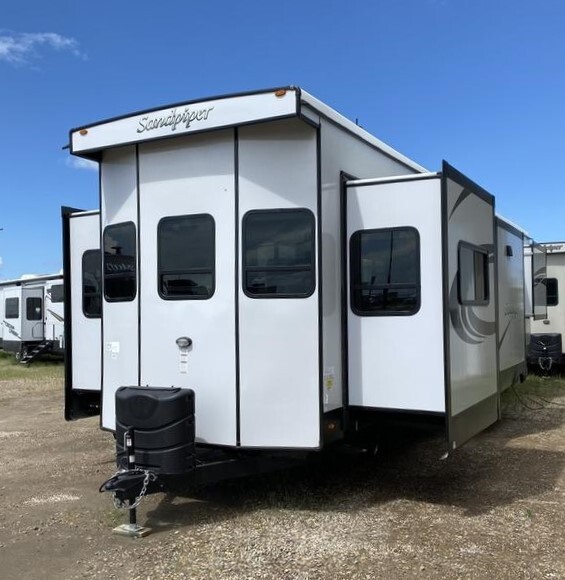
{"left": 136, "top": 145, "right": 142, "bottom": 386}
{"left": 440, "top": 167, "right": 453, "bottom": 449}
{"left": 316, "top": 126, "right": 323, "bottom": 448}
{"left": 234, "top": 128, "right": 241, "bottom": 446}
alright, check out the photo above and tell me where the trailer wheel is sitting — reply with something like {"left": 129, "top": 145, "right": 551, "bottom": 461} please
{"left": 14, "top": 351, "right": 22, "bottom": 362}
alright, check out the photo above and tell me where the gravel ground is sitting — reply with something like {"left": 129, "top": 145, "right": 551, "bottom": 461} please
{"left": 0, "top": 364, "right": 564, "bottom": 579}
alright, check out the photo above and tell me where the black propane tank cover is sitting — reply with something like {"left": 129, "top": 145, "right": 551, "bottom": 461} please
{"left": 115, "top": 386, "right": 195, "bottom": 475}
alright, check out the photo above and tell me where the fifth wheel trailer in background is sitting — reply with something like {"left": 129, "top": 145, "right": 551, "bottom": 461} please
{"left": 0, "top": 273, "right": 64, "bottom": 362}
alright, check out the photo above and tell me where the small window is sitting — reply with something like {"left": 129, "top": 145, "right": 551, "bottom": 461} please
{"left": 50, "top": 284, "right": 64, "bottom": 303}
{"left": 158, "top": 214, "right": 215, "bottom": 299}
{"left": 83, "top": 250, "right": 102, "bottom": 317}
{"left": 26, "top": 297, "right": 42, "bottom": 321}
{"left": 350, "top": 227, "right": 420, "bottom": 315}
{"left": 545, "top": 278, "right": 558, "bottom": 307}
{"left": 458, "top": 243, "right": 489, "bottom": 305}
{"left": 243, "top": 209, "right": 316, "bottom": 298}
{"left": 103, "top": 222, "right": 136, "bottom": 302}
{"left": 5, "top": 297, "right": 19, "bottom": 319}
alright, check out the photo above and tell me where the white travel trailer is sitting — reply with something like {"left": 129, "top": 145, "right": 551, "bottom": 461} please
{"left": 528, "top": 242, "right": 564, "bottom": 369}
{"left": 64, "top": 88, "right": 532, "bottom": 511}
{"left": 0, "top": 273, "right": 63, "bottom": 362}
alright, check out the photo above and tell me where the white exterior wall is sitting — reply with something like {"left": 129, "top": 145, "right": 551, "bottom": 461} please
{"left": 70, "top": 212, "right": 101, "bottom": 391}
{"left": 317, "top": 116, "right": 420, "bottom": 413}
{"left": 347, "top": 178, "right": 445, "bottom": 412}
{"left": 238, "top": 120, "right": 320, "bottom": 447}
{"left": 138, "top": 131, "right": 237, "bottom": 446}
{"left": 101, "top": 146, "right": 139, "bottom": 430}
{"left": 496, "top": 223, "right": 526, "bottom": 382}
{"left": 446, "top": 179, "right": 497, "bottom": 417}
{"left": 1, "top": 286, "right": 22, "bottom": 348}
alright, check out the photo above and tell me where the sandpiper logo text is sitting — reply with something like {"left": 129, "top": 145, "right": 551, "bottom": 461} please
{"left": 137, "top": 106, "right": 215, "bottom": 134}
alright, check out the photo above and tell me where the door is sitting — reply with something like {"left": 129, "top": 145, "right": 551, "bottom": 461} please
{"left": 138, "top": 131, "right": 237, "bottom": 446}
{"left": 21, "top": 287, "right": 44, "bottom": 342}
{"left": 346, "top": 176, "right": 445, "bottom": 413}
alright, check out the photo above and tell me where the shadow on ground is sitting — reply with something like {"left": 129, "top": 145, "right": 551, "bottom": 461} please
{"left": 144, "top": 384, "right": 565, "bottom": 534}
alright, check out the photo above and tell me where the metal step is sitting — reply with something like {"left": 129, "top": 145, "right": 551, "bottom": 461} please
{"left": 20, "top": 341, "right": 52, "bottom": 364}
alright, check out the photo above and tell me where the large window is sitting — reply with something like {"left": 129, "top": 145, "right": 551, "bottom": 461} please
{"left": 158, "top": 214, "right": 215, "bottom": 299}
{"left": 350, "top": 227, "right": 420, "bottom": 315}
{"left": 83, "top": 250, "right": 102, "bottom": 317}
{"left": 458, "top": 243, "right": 489, "bottom": 305}
{"left": 26, "top": 297, "right": 42, "bottom": 321}
{"left": 243, "top": 209, "right": 315, "bottom": 298}
{"left": 50, "top": 284, "right": 64, "bottom": 303}
{"left": 545, "top": 277, "right": 559, "bottom": 307}
{"left": 5, "top": 297, "right": 19, "bottom": 319}
{"left": 103, "top": 222, "right": 137, "bottom": 301}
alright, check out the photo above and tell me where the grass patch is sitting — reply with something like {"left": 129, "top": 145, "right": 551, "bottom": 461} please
{"left": 502, "top": 372, "right": 565, "bottom": 415}
{"left": 0, "top": 350, "right": 64, "bottom": 382}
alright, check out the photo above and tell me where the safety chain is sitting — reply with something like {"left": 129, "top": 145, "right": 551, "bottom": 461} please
{"left": 538, "top": 356, "right": 553, "bottom": 373}
{"left": 112, "top": 469, "right": 157, "bottom": 510}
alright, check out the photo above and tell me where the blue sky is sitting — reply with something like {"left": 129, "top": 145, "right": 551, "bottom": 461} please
{"left": 0, "top": 0, "right": 563, "bottom": 279}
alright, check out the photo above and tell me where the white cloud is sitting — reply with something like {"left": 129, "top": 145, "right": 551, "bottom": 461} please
{"left": 0, "top": 31, "right": 85, "bottom": 66}
{"left": 65, "top": 157, "right": 98, "bottom": 172}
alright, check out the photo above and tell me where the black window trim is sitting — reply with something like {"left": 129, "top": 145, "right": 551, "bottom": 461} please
{"left": 157, "top": 213, "right": 216, "bottom": 301}
{"left": 349, "top": 225, "right": 421, "bottom": 317}
{"left": 103, "top": 221, "right": 137, "bottom": 303}
{"left": 242, "top": 207, "right": 316, "bottom": 300}
{"left": 5, "top": 297, "right": 20, "bottom": 319}
{"left": 82, "top": 249, "right": 102, "bottom": 319}
{"left": 457, "top": 241, "right": 490, "bottom": 306}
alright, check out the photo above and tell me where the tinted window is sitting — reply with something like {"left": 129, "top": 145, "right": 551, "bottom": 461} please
{"left": 546, "top": 278, "right": 558, "bottom": 307}
{"left": 5, "top": 297, "right": 19, "bottom": 319}
{"left": 103, "top": 223, "right": 136, "bottom": 301}
{"left": 158, "top": 214, "right": 215, "bottom": 299}
{"left": 350, "top": 228, "right": 420, "bottom": 315}
{"left": 83, "top": 250, "right": 102, "bottom": 317}
{"left": 459, "top": 244, "right": 489, "bottom": 304}
{"left": 50, "top": 284, "right": 64, "bottom": 303}
{"left": 243, "top": 209, "right": 315, "bottom": 298}
{"left": 26, "top": 297, "right": 42, "bottom": 321}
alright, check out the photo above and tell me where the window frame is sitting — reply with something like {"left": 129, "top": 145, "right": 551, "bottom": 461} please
{"left": 26, "top": 296, "right": 43, "bottom": 321}
{"left": 103, "top": 221, "right": 137, "bottom": 303}
{"left": 5, "top": 297, "right": 20, "bottom": 319}
{"left": 242, "top": 208, "right": 316, "bottom": 299}
{"left": 349, "top": 226, "right": 421, "bottom": 317}
{"left": 82, "top": 249, "right": 102, "bottom": 319}
{"left": 546, "top": 277, "right": 559, "bottom": 307}
{"left": 50, "top": 284, "right": 64, "bottom": 303}
{"left": 457, "top": 241, "right": 490, "bottom": 306}
{"left": 157, "top": 213, "right": 216, "bottom": 301}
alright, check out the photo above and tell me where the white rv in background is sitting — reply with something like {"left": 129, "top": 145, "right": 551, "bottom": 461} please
{"left": 63, "top": 87, "right": 535, "bottom": 492}
{"left": 528, "top": 242, "right": 564, "bottom": 369}
{"left": 0, "top": 273, "right": 64, "bottom": 362}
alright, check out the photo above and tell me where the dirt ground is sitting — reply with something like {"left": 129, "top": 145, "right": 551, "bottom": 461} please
{"left": 0, "top": 360, "right": 564, "bottom": 580}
